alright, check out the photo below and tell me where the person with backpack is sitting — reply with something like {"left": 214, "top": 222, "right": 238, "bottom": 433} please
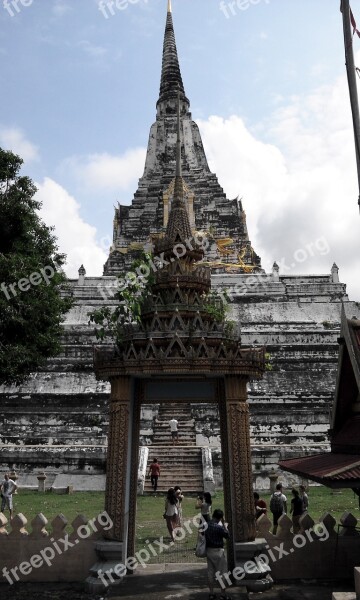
{"left": 269, "top": 483, "right": 287, "bottom": 534}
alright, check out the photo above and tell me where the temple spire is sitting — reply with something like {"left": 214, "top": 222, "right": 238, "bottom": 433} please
{"left": 158, "top": 1, "right": 188, "bottom": 109}
{"left": 163, "top": 89, "right": 193, "bottom": 245}
{"left": 176, "top": 87, "right": 181, "bottom": 178}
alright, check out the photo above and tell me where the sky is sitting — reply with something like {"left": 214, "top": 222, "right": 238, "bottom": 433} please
{"left": 1, "top": 0, "right": 360, "bottom": 300}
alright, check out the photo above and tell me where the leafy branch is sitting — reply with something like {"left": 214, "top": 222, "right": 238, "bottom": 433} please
{"left": 265, "top": 352, "right": 272, "bottom": 371}
{"left": 203, "top": 289, "right": 230, "bottom": 323}
{"left": 88, "top": 253, "right": 154, "bottom": 346}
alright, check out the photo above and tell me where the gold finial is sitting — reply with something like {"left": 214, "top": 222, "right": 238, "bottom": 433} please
{"left": 168, "top": 0, "right": 172, "bottom": 13}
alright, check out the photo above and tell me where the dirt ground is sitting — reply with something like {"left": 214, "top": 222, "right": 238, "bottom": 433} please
{"left": 0, "top": 582, "right": 102, "bottom": 600}
{"left": 0, "top": 579, "right": 354, "bottom": 600}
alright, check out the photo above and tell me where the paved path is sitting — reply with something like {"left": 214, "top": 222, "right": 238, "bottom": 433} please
{"left": 0, "top": 565, "right": 354, "bottom": 600}
{"left": 106, "top": 564, "right": 353, "bottom": 600}
{"left": 107, "top": 563, "right": 247, "bottom": 599}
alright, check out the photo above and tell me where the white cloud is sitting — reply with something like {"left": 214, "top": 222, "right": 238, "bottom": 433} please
{"left": 0, "top": 127, "right": 39, "bottom": 163}
{"left": 36, "top": 178, "right": 107, "bottom": 278}
{"left": 77, "top": 40, "right": 108, "bottom": 58}
{"left": 63, "top": 148, "right": 147, "bottom": 193}
{"left": 52, "top": 1, "right": 72, "bottom": 17}
{"left": 196, "top": 67, "right": 360, "bottom": 302}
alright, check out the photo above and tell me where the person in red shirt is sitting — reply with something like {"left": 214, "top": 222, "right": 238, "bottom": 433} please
{"left": 148, "top": 458, "right": 160, "bottom": 493}
{"left": 254, "top": 492, "right": 267, "bottom": 520}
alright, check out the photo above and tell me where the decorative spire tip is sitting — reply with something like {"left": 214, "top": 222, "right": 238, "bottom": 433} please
{"left": 176, "top": 85, "right": 181, "bottom": 178}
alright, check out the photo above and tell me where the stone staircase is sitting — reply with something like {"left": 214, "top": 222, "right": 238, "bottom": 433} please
{"left": 151, "top": 404, "right": 197, "bottom": 446}
{"left": 144, "top": 403, "right": 203, "bottom": 494}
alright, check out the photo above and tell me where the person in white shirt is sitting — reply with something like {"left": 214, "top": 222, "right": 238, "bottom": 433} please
{"left": 169, "top": 417, "right": 179, "bottom": 446}
{"left": 299, "top": 484, "right": 309, "bottom": 512}
{"left": 1, "top": 473, "right": 17, "bottom": 519}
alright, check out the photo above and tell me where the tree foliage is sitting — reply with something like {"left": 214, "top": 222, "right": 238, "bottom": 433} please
{"left": 88, "top": 253, "right": 154, "bottom": 347}
{"left": 0, "top": 148, "right": 73, "bottom": 385}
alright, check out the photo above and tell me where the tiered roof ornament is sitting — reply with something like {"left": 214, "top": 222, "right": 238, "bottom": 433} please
{"left": 95, "top": 93, "right": 265, "bottom": 379}
{"left": 155, "top": 89, "right": 202, "bottom": 261}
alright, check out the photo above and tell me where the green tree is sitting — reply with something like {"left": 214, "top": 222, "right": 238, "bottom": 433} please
{"left": 0, "top": 148, "right": 73, "bottom": 385}
{"left": 89, "top": 253, "right": 154, "bottom": 346}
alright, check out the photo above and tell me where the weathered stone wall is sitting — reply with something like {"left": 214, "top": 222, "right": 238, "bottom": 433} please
{"left": 0, "top": 277, "right": 111, "bottom": 478}
{"left": 0, "top": 271, "right": 359, "bottom": 479}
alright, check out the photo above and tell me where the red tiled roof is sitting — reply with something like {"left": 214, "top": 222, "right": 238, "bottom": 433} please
{"left": 279, "top": 453, "right": 360, "bottom": 483}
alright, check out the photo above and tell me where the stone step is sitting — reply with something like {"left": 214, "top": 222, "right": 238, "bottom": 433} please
{"left": 146, "top": 469, "right": 203, "bottom": 476}
{"left": 146, "top": 451, "right": 202, "bottom": 458}
{"left": 152, "top": 406, "right": 197, "bottom": 442}
{"left": 143, "top": 487, "right": 203, "bottom": 494}
{"left": 144, "top": 487, "right": 203, "bottom": 492}
{"left": 153, "top": 421, "right": 195, "bottom": 427}
{"left": 146, "top": 463, "right": 202, "bottom": 471}
{"left": 143, "top": 475, "right": 203, "bottom": 484}
{"left": 149, "top": 446, "right": 201, "bottom": 464}
{"left": 153, "top": 430, "right": 195, "bottom": 436}
{"left": 146, "top": 457, "right": 201, "bottom": 464}
{"left": 146, "top": 473, "right": 203, "bottom": 480}
{"left": 152, "top": 438, "right": 196, "bottom": 444}
{"left": 157, "top": 408, "right": 191, "bottom": 412}
{"left": 144, "top": 446, "right": 201, "bottom": 453}
{"left": 144, "top": 481, "right": 203, "bottom": 488}
{"left": 145, "top": 459, "right": 202, "bottom": 467}
{"left": 158, "top": 404, "right": 191, "bottom": 419}
{"left": 157, "top": 417, "right": 192, "bottom": 422}
{"left": 153, "top": 431, "right": 195, "bottom": 435}
{"left": 159, "top": 402, "right": 191, "bottom": 412}
{"left": 157, "top": 408, "right": 192, "bottom": 415}
{"left": 145, "top": 439, "right": 203, "bottom": 492}
{"left": 153, "top": 429, "right": 196, "bottom": 435}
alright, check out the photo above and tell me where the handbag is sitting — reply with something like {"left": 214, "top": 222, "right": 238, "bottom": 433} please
{"left": 195, "top": 532, "right": 207, "bottom": 558}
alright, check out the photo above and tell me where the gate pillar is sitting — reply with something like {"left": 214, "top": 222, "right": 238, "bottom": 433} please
{"left": 105, "top": 376, "right": 132, "bottom": 544}
{"left": 223, "top": 376, "right": 272, "bottom": 591}
{"left": 224, "top": 376, "right": 256, "bottom": 544}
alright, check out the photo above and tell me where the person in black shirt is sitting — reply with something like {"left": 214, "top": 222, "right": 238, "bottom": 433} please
{"left": 290, "top": 488, "right": 304, "bottom": 533}
{"left": 204, "top": 508, "right": 231, "bottom": 600}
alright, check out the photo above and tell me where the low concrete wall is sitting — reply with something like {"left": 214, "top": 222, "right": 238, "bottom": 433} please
{"left": 1, "top": 509, "right": 359, "bottom": 584}
{"left": 0, "top": 511, "right": 110, "bottom": 584}
{"left": 256, "top": 511, "right": 360, "bottom": 581}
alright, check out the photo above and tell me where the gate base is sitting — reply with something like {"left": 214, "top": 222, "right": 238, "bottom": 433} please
{"left": 234, "top": 539, "right": 273, "bottom": 592}
{"left": 86, "top": 540, "right": 125, "bottom": 593}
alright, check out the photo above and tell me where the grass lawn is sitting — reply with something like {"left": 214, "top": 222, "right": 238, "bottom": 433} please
{"left": 3, "top": 485, "right": 359, "bottom": 563}
{"left": 5, "top": 485, "right": 360, "bottom": 547}
{"left": 256, "top": 486, "right": 360, "bottom": 524}
{"left": 6, "top": 490, "right": 105, "bottom": 530}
